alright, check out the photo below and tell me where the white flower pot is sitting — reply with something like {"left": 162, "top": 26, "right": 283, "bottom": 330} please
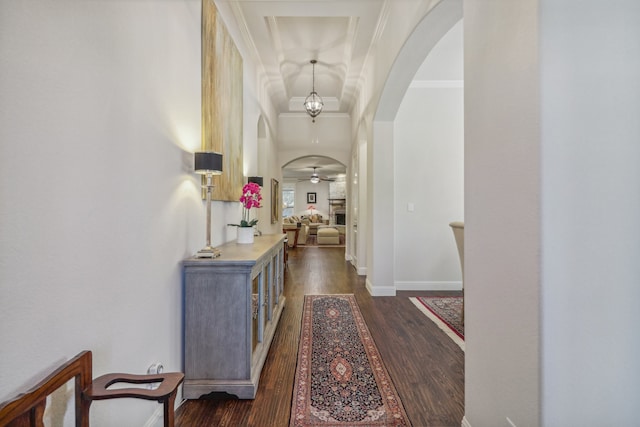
{"left": 237, "top": 227, "right": 254, "bottom": 244}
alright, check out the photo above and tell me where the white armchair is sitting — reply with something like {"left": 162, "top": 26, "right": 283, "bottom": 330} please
{"left": 283, "top": 216, "right": 309, "bottom": 246}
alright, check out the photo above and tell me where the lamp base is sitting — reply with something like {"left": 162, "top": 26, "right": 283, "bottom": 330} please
{"left": 195, "top": 246, "right": 221, "bottom": 258}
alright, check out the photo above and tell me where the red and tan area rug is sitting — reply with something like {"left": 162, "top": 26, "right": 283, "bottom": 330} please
{"left": 409, "top": 296, "right": 465, "bottom": 351}
{"left": 290, "top": 294, "right": 411, "bottom": 426}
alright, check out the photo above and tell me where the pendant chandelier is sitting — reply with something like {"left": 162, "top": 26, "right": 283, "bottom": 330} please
{"left": 304, "top": 60, "right": 323, "bottom": 122}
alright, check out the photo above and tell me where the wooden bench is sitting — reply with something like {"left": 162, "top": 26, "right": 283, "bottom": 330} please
{"left": 0, "top": 350, "right": 184, "bottom": 427}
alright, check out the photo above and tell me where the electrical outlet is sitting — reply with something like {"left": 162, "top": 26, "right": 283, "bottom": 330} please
{"left": 147, "top": 362, "right": 163, "bottom": 375}
{"left": 147, "top": 362, "right": 163, "bottom": 390}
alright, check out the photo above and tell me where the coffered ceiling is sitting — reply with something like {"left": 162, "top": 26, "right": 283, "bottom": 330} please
{"left": 221, "top": 1, "right": 463, "bottom": 179}
{"left": 224, "top": 0, "right": 387, "bottom": 116}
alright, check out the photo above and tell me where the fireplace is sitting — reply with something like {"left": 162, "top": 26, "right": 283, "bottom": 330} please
{"left": 336, "top": 212, "right": 346, "bottom": 225}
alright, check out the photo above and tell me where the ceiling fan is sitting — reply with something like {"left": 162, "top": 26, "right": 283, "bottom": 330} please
{"left": 299, "top": 167, "right": 335, "bottom": 184}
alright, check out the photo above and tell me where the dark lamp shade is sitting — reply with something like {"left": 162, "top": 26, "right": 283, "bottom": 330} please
{"left": 247, "top": 176, "right": 263, "bottom": 187}
{"left": 194, "top": 152, "right": 223, "bottom": 175}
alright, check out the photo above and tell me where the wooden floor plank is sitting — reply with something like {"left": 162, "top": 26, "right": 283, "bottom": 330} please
{"left": 176, "top": 246, "right": 464, "bottom": 426}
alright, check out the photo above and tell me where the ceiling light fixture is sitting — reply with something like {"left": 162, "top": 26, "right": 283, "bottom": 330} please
{"left": 309, "top": 167, "right": 322, "bottom": 184}
{"left": 304, "top": 60, "right": 323, "bottom": 122}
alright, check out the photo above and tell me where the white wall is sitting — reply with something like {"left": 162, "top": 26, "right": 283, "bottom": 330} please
{"left": 394, "top": 21, "right": 463, "bottom": 290}
{"left": 278, "top": 113, "right": 350, "bottom": 151}
{"left": 366, "top": 121, "right": 396, "bottom": 295}
{"left": 278, "top": 113, "right": 350, "bottom": 226}
{"left": 464, "top": 1, "right": 640, "bottom": 426}
{"left": 277, "top": 114, "right": 352, "bottom": 173}
{"left": 348, "top": 134, "right": 368, "bottom": 274}
{"left": 281, "top": 179, "right": 330, "bottom": 219}
{"left": 292, "top": 181, "right": 330, "bottom": 218}
{"left": 394, "top": 86, "right": 463, "bottom": 288}
{"left": 540, "top": 1, "right": 640, "bottom": 425}
{"left": 252, "top": 122, "right": 282, "bottom": 235}
{"left": 464, "top": 1, "right": 541, "bottom": 425}
{"left": 0, "top": 1, "right": 276, "bottom": 425}
{"left": 363, "top": 0, "right": 463, "bottom": 295}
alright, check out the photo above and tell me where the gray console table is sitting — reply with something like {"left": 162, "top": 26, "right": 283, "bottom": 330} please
{"left": 182, "top": 234, "right": 286, "bottom": 399}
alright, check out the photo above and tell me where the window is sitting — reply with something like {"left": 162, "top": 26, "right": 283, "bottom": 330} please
{"left": 282, "top": 189, "right": 295, "bottom": 218}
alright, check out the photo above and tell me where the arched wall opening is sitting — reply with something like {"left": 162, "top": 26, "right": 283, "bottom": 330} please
{"left": 281, "top": 155, "right": 347, "bottom": 224}
{"left": 366, "top": 0, "right": 463, "bottom": 296}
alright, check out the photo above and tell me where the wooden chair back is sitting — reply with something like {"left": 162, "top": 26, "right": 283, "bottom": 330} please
{"left": 0, "top": 351, "right": 91, "bottom": 427}
{"left": 0, "top": 351, "right": 183, "bottom": 427}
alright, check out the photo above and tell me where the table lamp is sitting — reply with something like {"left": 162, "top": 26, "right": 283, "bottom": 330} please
{"left": 194, "top": 152, "right": 223, "bottom": 258}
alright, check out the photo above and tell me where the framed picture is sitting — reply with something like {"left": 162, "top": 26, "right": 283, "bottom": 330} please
{"left": 201, "top": 0, "right": 244, "bottom": 201}
{"left": 271, "top": 178, "right": 280, "bottom": 224}
{"left": 307, "top": 192, "right": 317, "bottom": 203}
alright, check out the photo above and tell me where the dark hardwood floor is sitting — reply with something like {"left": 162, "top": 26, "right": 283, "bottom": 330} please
{"left": 176, "top": 246, "right": 464, "bottom": 426}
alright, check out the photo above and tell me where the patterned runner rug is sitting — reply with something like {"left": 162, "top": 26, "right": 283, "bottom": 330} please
{"left": 290, "top": 294, "right": 411, "bottom": 426}
{"left": 409, "top": 296, "right": 464, "bottom": 351}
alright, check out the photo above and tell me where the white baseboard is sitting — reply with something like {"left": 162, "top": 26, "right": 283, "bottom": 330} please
{"left": 363, "top": 280, "right": 460, "bottom": 295}
{"left": 143, "top": 406, "right": 162, "bottom": 427}
{"left": 395, "top": 281, "right": 462, "bottom": 291}
{"left": 144, "top": 398, "right": 184, "bottom": 427}
{"left": 349, "top": 257, "right": 367, "bottom": 276}
{"left": 461, "top": 415, "right": 472, "bottom": 427}
{"left": 365, "top": 278, "right": 397, "bottom": 296}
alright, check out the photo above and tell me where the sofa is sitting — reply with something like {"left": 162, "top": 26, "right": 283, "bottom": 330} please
{"left": 301, "top": 214, "right": 328, "bottom": 235}
{"left": 283, "top": 216, "right": 309, "bottom": 246}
